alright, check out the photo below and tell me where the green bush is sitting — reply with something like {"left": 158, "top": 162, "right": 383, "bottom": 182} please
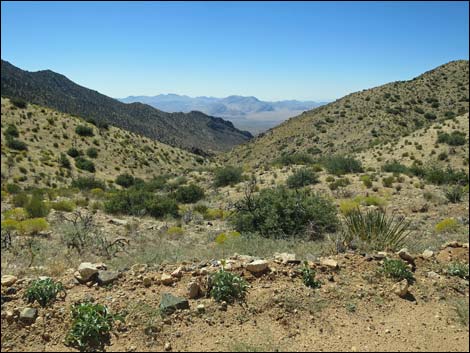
{"left": 25, "top": 192, "right": 49, "bottom": 218}
{"left": 6, "top": 136, "right": 27, "bottom": 151}
{"left": 115, "top": 173, "right": 135, "bottom": 188}
{"left": 86, "top": 147, "right": 98, "bottom": 158}
{"left": 233, "top": 187, "right": 338, "bottom": 239}
{"left": 328, "top": 177, "right": 350, "bottom": 190}
{"left": 75, "top": 157, "right": 95, "bottom": 172}
{"left": 341, "top": 209, "right": 410, "bottom": 251}
{"left": 300, "top": 261, "right": 321, "bottom": 288}
{"left": 210, "top": 266, "right": 248, "bottom": 303}
{"left": 437, "top": 131, "right": 467, "bottom": 146}
{"left": 12, "top": 192, "right": 29, "bottom": 207}
{"left": 323, "top": 155, "right": 363, "bottom": 175}
{"left": 380, "top": 258, "right": 414, "bottom": 283}
{"left": 274, "top": 152, "right": 314, "bottom": 166}
{"left": 175, "top": 184, "right": 205, "bottom": 203}
{"left": 214, "top": 166, "right": 243, "bottom": 187}
{"left": 382, "top": 176, "right": 395, "bottom": 188}
{"left": 67, "top": 147, "right": 81, "bottom": 158}
{"left": 145, "top": 195, "right": 179, "bottom": 218}
{"left": 382, "top": 161, "right": 409, "bottom": 174}
{"left": 10, "top": 97, "right": 27, "bottom": 109}
{"left": 4, "top": 124, "right": 19, "bottom": 138}
{"left": 59, "top": 153, "right": 71, "bottom": 169}
{"left": 24, "top": 278, "right": 66, "bottom": 307}
{"left": 423, "top": 165, "right": 468, "bottom": 185}
{"left": 65, "top": 302, "right": 118, "bottom": 351}
{"left": 447, "top": 262, "right": 469, "bottom": 280}
{"left": 50, "top": 200, "right": 76, "bottom": 212}
{"left": 71, "top": 177, "right": 106, "bottom": 191}
{"left": 424, "top": 112, "right": 437, "bottom": 120}
{"left": 6, "top": 183, "right": 22, "bottom": 194}
{"left": 75, "top": 125, "right": 94, "bottom": 137}
{"left": 444, "top": 185, "right": 465, "bottom": 203}
{"left": 286, "top": 168, "right": 319, "bottom": 188}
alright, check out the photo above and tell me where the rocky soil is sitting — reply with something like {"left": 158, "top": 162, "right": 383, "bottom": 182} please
{"left": 1, "top": 243, "right": 469, "bottom": 352}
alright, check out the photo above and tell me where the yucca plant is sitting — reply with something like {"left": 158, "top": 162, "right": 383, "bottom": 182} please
{"left": 341, "top": 209, "right": 411, "bottom": 251}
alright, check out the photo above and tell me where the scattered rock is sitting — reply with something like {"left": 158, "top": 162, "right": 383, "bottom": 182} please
{"left": 219, "top": 301, "right": 228, "bottom": 311}
{"left": 143, "top": 276, "right": 152, "bottom": 287}
{"left": 164, "top": 342, "right": 172, "bottom": 351}
{"left": 187, "top": 281, "right": 200, "bottom": 299}
{"left": 427, "top": 271, "right": 442, "bottom": 280}
{"left": 109, "top": 218, "right": 128, "bottom": 226}
{"left": 441, "top": 241, "right": 462, "bottom": 249}
{"left": 398, "top": 248, "right": 415, "bottom": 264}
{"left": 320, "top": 258, "right": 339, "bottom": 269}
{"left": 130, "top": 263, "right": 148, "bottom": 274}
{"left": 197, "top": 304, "right": 205, "bottom": 313}
{"left": 76, "top": 263, "right": 99, "bottom": 282}
{"left": 97, "top": 270, "right": 119, "bottom": 285}
{"left": 246, "top": 260, "right": 269, "bottom": 274}
{"left": 161, "top": 273, "right": 174, "bottom": 286}
{"left": 19, "top": 308, "right": 38, "bottom": 325}
{"left": 1, "top": 275, "right": 17, "bottom": 287}
{"left": 422, "top": 250, "right": 434, "bottom": 259}
{"left": 171, "top": 267, "right": 184, "bottom": 278}
{"left": 392, "top": 279, "right": 409, "bottom": 298}
{"left": 273, "top": 252, "right": 300, "bottom": 264}
{"left": 159, "top": 293, "right": 189, "bottom": 314}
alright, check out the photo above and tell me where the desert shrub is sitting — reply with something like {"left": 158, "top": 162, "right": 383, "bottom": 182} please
{"left": 437, "top": 131, "right": 467, "bottom": 146}
{"left": 447, "top": 262, "right": 469, "bottom": 280}
{"left": 214, "top": 166, "right": 243, "bottom": 187}
{"left": 145, "top": 195, "right": 179, "bottom": 218}
{"left": 75, "top": 157, "right": 95, "bottom": 172}
{"left": 50, "top": 200, "right": 76, "bottom": 212}
{"left": 423, "top": 166, "right": 468, "bottom": 185}
{"left": 175, "top": 184, "right": 205, "bottom": 203}
{"left": 4, "top": 124, "right": 19, "bottom": 138}
{"left": 10, "top": 97, "right": 27, "bottom": 108}
{"left": 341, "top": 209, "right": 410, "bottom": 251}
{"left": 86, "top": 147, "right": 98, "bottom": 158}
{"left": 3, "top": 207, "right": 28, "bottom": 221}
{"left": 339, "top": 199, "right": 360, "bottom": 215}
{"left": 6, "top": 137, "right": 28, "bottom": 151}
{"left": 167, "top": 226, "right": 184, "bottom": 236}
{"left": 424, "top": 112, "right": 437, "bottom": 120}
{"left": 193, "top": 203, "right": 208, "bottom": 215}
{"left": 380, "top": 258, "right": 414, "bottom": 283}
{"left": 328, "top": 177, "right": 350, "bottom": 190}
{"left": 382, "top": 176, "right": 395, "bottom": 188}
{"left": 71, "top": 177, "right": 106, "bottom": 191}
{"left": 67, "top": 147, "right": 81, "bottom": 158}
{"left": 12, "top": 192, "right": 29, "bottom": 207}
{"left": 322, "top": 155, "right": 363, "bottom": 175}
{"left": 75, "top": 125, "right": 94, "bottom": 137}
{"left": 59, "top": 153, "right": 71, "bottom": 169}
{"left": 210, "top": 266, "right": 248, "bottom": 303}
{"left": 115, "top": 173, "right": 135, "bottom": 188}
{"left": 25, "top": 193, "right": 49, "bottom": 218}
{"left": 6, "top": 183, "right": 22, "bottom": 194}
{"left": 204, "top": 208, "right": 225, "bottom": 220}
{"left": 444, "top": 185, "right": 466, "bottom": 203}
{"left": 274, "top": 152, "right": 314, "bottom": 166}
{"left": 354, "top": 195, "right": 386, "bottom": 207}
{"left": 300, "top": 261, "right": 321, "bottom": 288}
{"left": 65, "top": 302, "right": 118, "bottom": 351}
{"left": 214, "top": 231, "right": 241, "bottom": 245}
{"left": 382, "top": 161, "right": 409, "bottom": 174}
{"left": 435, "top": 218, "right": 458, "bottom": 233}
{"left": 16, "top": 218, "right": 49, "bottom": 235}
{"left": 233, "top": 186, "right": 338, "bottom": 239}
{"left": 360, "top": 175, "right": 373, "bottom": 188}
{"left": 286, "top": 168, "right": 319, "bottom": 188}
{"left": 24, "top": 278, "right": 66, "bottom": 307}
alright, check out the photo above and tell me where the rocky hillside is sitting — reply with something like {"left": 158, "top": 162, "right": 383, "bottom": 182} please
{"left": 223, "top": 60, "right": 469, "bottom": 167}
{"left": 0, "top": 98, "right": 210, "bottom": 188}
{"left": 1, "top": 60, "right": 252, "bottom": 154}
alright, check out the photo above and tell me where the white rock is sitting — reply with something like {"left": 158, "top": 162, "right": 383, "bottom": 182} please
{"left": 161, "top": 273, "right": 174, "bottom": 286}
{"left": 171, "top": 267, "right": 184, "bottom": 278}
{"left": 392, "top": 279, "right": 409, "bottom": 298}
{"left": 274, "top": 252, "right": 297, "bottom": 264}
{"left": 246, "top": 260, "right": 269, "bottom": 274}
{"left": 320, "top": 258, "right": 339, "bottom": 269}
{"left": 77, "top": 263, "right": 99, "bottom": 282}
{"left": 109, "top": 218, "right": 128, "bottom": 226}
{"left": 1, "top": 275, "right": 17, "bottom": 287}
{"left": 422, "top": 250, "right": 434, "bottom": 259}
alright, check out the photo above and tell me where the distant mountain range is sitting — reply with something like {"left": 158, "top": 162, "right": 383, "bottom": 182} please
{"left": 119, "top": 94, "right": 328, "bottom": 134}
{"left": 1, "top": 60, "right": 252, "bottom": 154}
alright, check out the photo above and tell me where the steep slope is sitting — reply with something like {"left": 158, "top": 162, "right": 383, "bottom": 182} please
{"left": 223, "top": 60, "right": 469, "bottom": 166}
{"left": 0, "top": 98, "right": 210, "bottom": 188}
{"left": 1, "top": 60, "right": 252, "bottom": 154}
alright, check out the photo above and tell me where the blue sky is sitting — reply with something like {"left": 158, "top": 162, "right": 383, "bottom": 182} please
{"left": 1, "top": 1, "right": 469, "bottom": 101}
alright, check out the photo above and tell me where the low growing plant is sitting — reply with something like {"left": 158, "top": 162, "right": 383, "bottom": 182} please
{"left": 24, "top": 278, "right": 66, "bottom": 307}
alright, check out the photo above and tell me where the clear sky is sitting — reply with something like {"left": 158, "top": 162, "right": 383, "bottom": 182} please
{"left": 1, "top": 1, "right": 469, "bottom": 101}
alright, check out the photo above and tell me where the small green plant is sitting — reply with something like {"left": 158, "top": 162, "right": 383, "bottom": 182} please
{"left": 435, "top": 218, "right": 458, "bottom": 233}
{"left": 447, "top": 262, "right": 469, "bottom": 280}
{"left": 65, "top": 301, "right": 119, "bottom": 351}
{"left": 214, "top": 166, "right": 243, "bottom": 187}
{"left": 115, "top": 173, "right": 135, "bottom": 188}
{"left": 24, "top": 278, "right": 66, "bottom": 307}
{"left": 380, "top": 258, "right": 414, "bottom": 283}
{"left": 341, "top": 209, "right": 410, "bottom": 251}
{"left": 59, "top": 153, "right": 71, "bottom": 169}
{"left": 286, "top": 168, "right": 319, "bottom": 188}
{"left": 300, "top": 261, "right": 321, "bottom": 288}
{"left": 75, "top": 157, "right": 96, "bottom": 172}
{"left": 210, "top": 265, "right": 248, "bottom": 303}
{"left": 25, "top": 192, "right": 49, "bottom": 218}
{"left": 322, "top": 155, "right": 363, "bottom": 175}
{"left": 86, "top": 147, "right": 98, "bottom": 158}
{"left": 437, "top": 131, "right": 467, "bottom": 146}
{"left": 444, "top": 185, "right": 465, "bottom": 203}
{"left": 75, "top": 125, "right": 94, "bottom": 137}
{"left": 175, "top": 184, "right": 205, "bottom": 203}
{"left": 72, "top": 177, "right": 106, "bottom": 191}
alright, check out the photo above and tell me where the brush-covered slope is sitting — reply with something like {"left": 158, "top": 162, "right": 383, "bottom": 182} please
{"left": 0, "top": 98, "right": 210, "bottom": 188}
{"left": 1, "top": 60, "right": 252, "bottom": 154}
{"left": 223, "top": 60, "right": 469, "bottom": 166}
